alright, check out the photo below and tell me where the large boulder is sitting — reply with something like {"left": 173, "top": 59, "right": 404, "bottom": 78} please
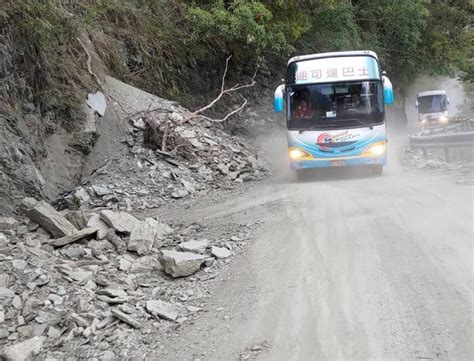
{"left": 24, "top": 200, "right": 77, "bottom": 238}
{"left": 128, "top": 218, "right": 172, "bottom": 255}
{"left": 159, "top": 250, "right": 207, "bottom": 278}
{"left": 99, "top": 210, "right": 138, "bottom": 234}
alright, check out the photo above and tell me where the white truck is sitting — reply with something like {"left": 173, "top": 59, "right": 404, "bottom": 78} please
{"left": 416, "top": 90, "right": 450, "bottom": 128}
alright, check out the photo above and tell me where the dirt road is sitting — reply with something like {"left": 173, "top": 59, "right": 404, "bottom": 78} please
{"left": 157, "top": 133, "right": 473, "bottom": 360}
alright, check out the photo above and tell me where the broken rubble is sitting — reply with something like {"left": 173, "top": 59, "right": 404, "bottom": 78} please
{"left": 25, "top": 200, "right": 77, "bottom": 238}
{"left": 111, "top": 308, "right": 141, "bottom": 329}
{"left": 0, "top": 233, "right": 8, "bottom": 247}
{"left": 0, "top": 79, "right": 268, "bottom": 358}
{"left": 0, "top": 217, "right": 18, "bottom": 231}
{"left": 86, "top": 214, "right": 109, "bottom": 239}
{"left": 60, "top": 268, "right": 92, "bottom": 283}
{"left": 159, "top": 250, "right": 207, "bottom": 278}
{"left": 171, "top": 189, "right": 189, "bottom": 199}
{"left": 211, "top": 246, "right": 231, "bottom": 259}
{"left": 128, "top": 218, "right": 172, "bottom": 255}
{"left": 118, "top": 255, "right": 134, "bottom": 271}
{"left": 91, "top": 185, "right": 113, "bottom": 196}
{"left": 12, "top": 259, "right": 27, "bottom": 271}
{"left": 129, "top": 256, "right": 161, "bottom": 273}
{"left": 65, "top": 211, "right": 88, "bottom": 230}
{"left": 69, "top": 313, "right": 89, "bottom": 328}
{"left": 106, "top": 229, "right": 126, "bottom": 253}
{"left": 49, "top": 227, "right": 98, "bottom": 247}
{"left": 96, "top": 287, "right": 128, "bottom": 299}
{"left": 0, "top": 287, "right": 15, "bottom": 299}
{"left": 19, "top": 197, "right": 38, "bottom": 213}
{"left": 1, "top": 336, "right": 44, "bottom": 361}
{"left": 178, "top": 240, "right": 209, "bottom": 254}
{"left": 100, "top": 210, "right": 139, "bottom": 234}
{"left": 146, "top": 300, "right": 179, "bottom": 321}
{"left": 0, "top": 274, "right": 8, "bottom": 288}
{"left": 60, "top": 244, "right": 85, "bottom": 259}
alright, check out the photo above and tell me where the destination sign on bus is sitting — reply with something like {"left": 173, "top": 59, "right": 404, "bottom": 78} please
{"left": 289, "top": 56, "right": 379, "bottom": 85}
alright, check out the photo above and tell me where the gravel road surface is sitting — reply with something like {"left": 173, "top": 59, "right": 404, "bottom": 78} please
{"left": 157, "top": 132, "right": 473, "bottom": 361}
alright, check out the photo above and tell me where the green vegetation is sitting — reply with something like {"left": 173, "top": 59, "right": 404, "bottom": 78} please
{"left": 1, "top": 0, "right": 472, "bottom": 123}
{"left": 1, "top": 0, "right": 89, "bottom": 126}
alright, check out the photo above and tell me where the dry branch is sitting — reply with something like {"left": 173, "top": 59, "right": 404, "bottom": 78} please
{"left": 200, "top": 97, "right": 248, "bottom": 123}
{"left": 188, "top": 55, "right": 258, "bottom": 123}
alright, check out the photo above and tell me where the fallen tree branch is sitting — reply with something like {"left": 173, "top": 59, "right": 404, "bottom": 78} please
{"left": 187, "top": 55, "right": 257, "bottom": 122}
{"left": 200, "top": 97, "right": 248, "bottom": 123}
{"left": 191, "top": 55, "right": 232, "bottom": 116}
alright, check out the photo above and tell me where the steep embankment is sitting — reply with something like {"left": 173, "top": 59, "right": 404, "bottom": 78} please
{"left": 0, "top": 2, "right": 272, "bottom": 214}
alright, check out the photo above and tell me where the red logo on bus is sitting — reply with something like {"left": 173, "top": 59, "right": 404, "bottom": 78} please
{"left": 317, "top": 133, "right": 334, "bottom": 150}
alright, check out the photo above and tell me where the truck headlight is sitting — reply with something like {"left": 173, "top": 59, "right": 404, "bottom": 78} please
{"left": 289, "top": 148, "right": 313, "bottom": 160}
{"left": 362, "top": 141, "right": 387, "bottom": 157}
{"left": 439, "top": 116, "right": 448, "bottom": 124}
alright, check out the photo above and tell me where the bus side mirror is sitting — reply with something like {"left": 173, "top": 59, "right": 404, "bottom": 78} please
{"left": 274, "top": 84, "right": 285, "bottom": 113}
{"left": 382, "top": 76, "right": 394, "bottom": 105}
{"left": 415, "top": 100, "right": 419, "bottom": 109}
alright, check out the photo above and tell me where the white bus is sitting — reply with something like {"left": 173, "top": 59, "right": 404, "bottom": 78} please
{"left": 274, "top": 50, "right": 394, "bottom": 178}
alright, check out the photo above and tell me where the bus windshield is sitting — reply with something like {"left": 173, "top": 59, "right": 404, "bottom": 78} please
{"left": 287, "top": 81, "right": 384, "bottom": 130}
{"left": 417, "top": 95, "right": 446, "bottom": 114}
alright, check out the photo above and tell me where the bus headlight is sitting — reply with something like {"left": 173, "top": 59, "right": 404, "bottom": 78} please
{"left": 439, "top": 116, "right": 448, "bottom": 124}
{"left": 289, "top": 148, "right": 313, "bottom": 160}
{"left": 362, "top": 142, "right": 387, "bottom": 157}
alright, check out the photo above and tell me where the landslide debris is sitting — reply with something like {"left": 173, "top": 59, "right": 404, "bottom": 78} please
{"left": 0, "top": 198, "right": 258, "bottom": 359}
{"left": 56, "top": 77, "right": 269, "bottom": 213}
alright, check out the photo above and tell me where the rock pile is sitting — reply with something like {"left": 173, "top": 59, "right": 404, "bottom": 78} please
{"left": 0, "top": 198, "right": 252, "bottom": 359}
{"left": 403, "top": 147, "right": 474, "bottom": 185}
{"left": 56, "top": 77, "right": 270, "bottom": 213}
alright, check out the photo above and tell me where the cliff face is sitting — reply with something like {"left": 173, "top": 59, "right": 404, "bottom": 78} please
{"left": 0, "top": 111, "right": 46, "bottom": 213}
{"left": 0, "top": 1, "right": 274, "bottom": 215}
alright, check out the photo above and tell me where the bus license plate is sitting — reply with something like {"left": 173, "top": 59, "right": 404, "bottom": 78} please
{"left": 331, "top": 160, "right": 346, "bottom": 167}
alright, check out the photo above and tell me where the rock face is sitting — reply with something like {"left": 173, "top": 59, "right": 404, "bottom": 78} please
{"left": 1, "top": 336, "right": 44, "bottom": 361}
{"left": 146, "top": 300, "right": 179, "bottom": 321}
{"left": 128, "top": 218, "right": 172, "bottom": 255}
{"left": 178, "top": 240, "right": 209, "bottom": 254}
{"left": 99, "top": 210, "right": 138, "bottom": 234}
{"left": 24, "top": 200, "right": 77, "bottom": 238}
{"left": 159, "top": 251, "right": 207, "bottom": 278}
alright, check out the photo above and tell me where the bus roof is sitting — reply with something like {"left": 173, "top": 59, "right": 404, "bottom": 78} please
{"left": 417, "top": 90, "right": 446, "bottom": 97}
{"left": 288, "top": 50, "right": 378, "bottom": 66}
